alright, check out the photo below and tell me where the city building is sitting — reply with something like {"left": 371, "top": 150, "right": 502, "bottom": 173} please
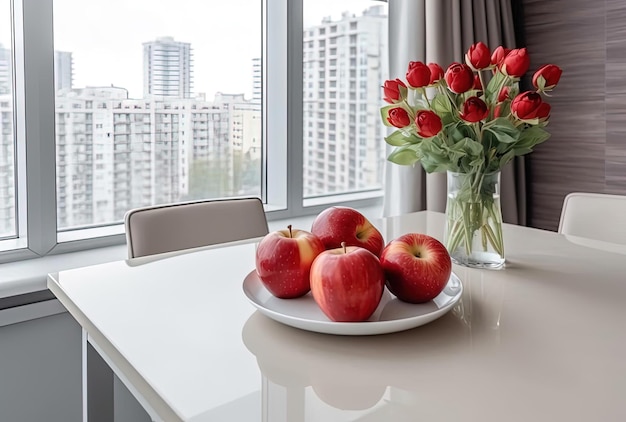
{"left": 54, "top": 50, "right": 73, "bottom": 93}
{"left": 251, "top": 57, "right": 261, "bottom": 105}
{"left": 0, "top": 44, "right": 13, "bottom": 237}
{"left": 302, "top": 6, "right": 388, "bottom": 197}
{"left": 0, "top": 93, "right": 13, "bottom": 237}
{"left": 53, "top": 87, "right": 260, "bottom": 229}
{"left": 142, "top": 36, "right": 193, "bottom": 99}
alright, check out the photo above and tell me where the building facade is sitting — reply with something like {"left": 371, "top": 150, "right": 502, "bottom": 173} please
{"left": 302, "top": 6, "right": 388, "bottom": 197}
{"left": 143, "top": 37, "right": 193, "bottom": 99}
{"left": 54, "top": 51, "right": 73, "bottom": 93}
{"left": 54, "top": 87, "right": 260, "bottom": 229}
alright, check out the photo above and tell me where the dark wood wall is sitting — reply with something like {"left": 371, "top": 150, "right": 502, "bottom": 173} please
{"left": 522, "top": 0, "right": 626, "bottom": 231}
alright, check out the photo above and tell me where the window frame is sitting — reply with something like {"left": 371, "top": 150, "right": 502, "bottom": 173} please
{"left": 0, "top": 0, "right": 383, "bottom": 264}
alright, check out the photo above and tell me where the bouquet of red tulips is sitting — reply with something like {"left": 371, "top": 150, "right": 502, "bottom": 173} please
{"left": 380, "top": 42, "right": 562, "bottom": 173}
{"left": 380, "top": 43, "right": 562, "bottom": 268}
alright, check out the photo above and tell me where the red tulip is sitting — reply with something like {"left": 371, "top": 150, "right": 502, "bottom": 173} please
{"left": 490, "top": 46, "right": 511, "bottom": 66}
{"left": 500, "top": 48, "right": 530, "bottom": 78}
{"left": 494, "top": 104, "right": 503, "bottom": 118}
{"left": 382, "top": 79, "right": 407, "bottom": 104}
{"left": 387, "top": 107, "right": 411, "bottom": 128}
{"left": 428, "top": 63, "right": 444, "bottom": 84}
{"left": 473, "top": 74, "right": 483, "bottom": 90}
{"left": 532, "top": 64, "right": 563, "bottom": 91}
{"left": 511, "top": 91, "right": 545, "bottom": 120}
{"left": 406, "top": 61, "right": 431, "bottom": 88}
{"left": 466, "top": 41, "right": 491, "bottom": 70}
{"left": 444, "top": 63, "right": 475, "bottom": 94}
{"left": 415, "top": 110, "right": 442, "bottom": 138}
{"left": 460, "top": 97, "right": 489, "bottom": 123}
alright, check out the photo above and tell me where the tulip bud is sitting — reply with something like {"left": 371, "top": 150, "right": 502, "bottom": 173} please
{"left": 382, "top": 79, "right": 407, "bottom": 104}
{"left": 387, "top": 107, "right": 411, "bottom": 128}
{"left": 498, "top": 86, "right": 510, "bottom": 103}
{"left": 473, "top": 74, "right": 483, "bottom": 91}
{"left": 511, "top": 91, "right": 544, "bottom": 120}
{"left": 427, "top": 63, "right": 444, "bottom": 85}
{"left": 490, "top": 46, "right": 511, "bottom": 67}
{"left": 460, "top": 97, "right": 489, "bottom": 123}
{"left": 415, "top": 110, "right": 443, "bottom": 138}
{"left": 406, "top": 61, "right": 431, "bottom": 88}
{"left": 532, "top": 64, "right": 563, "bottom": 91}
{"left": 465, "top": 41, "right": 491, "bottom": 70}
{"left": 500, "top": 48, "right": 530, "bottom": 78}
{"left": 444, "top": 63, "right": 475, "bottom": 94}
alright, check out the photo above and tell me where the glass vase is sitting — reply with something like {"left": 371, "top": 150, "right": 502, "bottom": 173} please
{"left": 444, "top": 170, "right": 505, "bottom": 269}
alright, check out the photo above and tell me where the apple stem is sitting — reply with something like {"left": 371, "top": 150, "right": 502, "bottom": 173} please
{"left": 341, "top": 241, "right": 346, "bottom": 254}
{"left": 287, "top": 224, "right": 293, "bottom": 238}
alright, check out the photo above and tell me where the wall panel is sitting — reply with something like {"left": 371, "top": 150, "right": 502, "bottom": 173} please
{"left": 523, "top": 0, "right": 626, "bottom": 230}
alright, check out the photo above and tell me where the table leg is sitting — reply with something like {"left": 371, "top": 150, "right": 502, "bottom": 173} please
{"left": 82, "top": 328, "right": 114, "bottom": 422}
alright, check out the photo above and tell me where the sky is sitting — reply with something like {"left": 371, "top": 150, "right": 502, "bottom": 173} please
{"left": 0, "top": 0, "right": 384, "bottom": 100}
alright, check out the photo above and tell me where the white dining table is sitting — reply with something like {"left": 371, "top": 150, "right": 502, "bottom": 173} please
{"left": 47, "top": 211, "right": 626, "bottom": 422}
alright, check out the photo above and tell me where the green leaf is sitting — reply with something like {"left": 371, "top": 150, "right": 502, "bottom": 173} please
{"left": 450, "top": 137, "right": 484, "bottom": 157}
{"left": 512, "top": 146, "right": 533, "bottom": 156}
{"left": 517, "top": 126, "right": 551, "bottom": 147}
{"left": 385, "top": 129, "right": 420, "bottom": 147}
{"left": 430, "top": 93, "right": 457, "bottom": 126}
{"left": 418, "top": 139, "right": 450, "bottom": 173}
{"left": 485, "top": 117, "right": 520, "bottom": 145}
{"left": 484, "top": 71, "right": 511, "bottom": 105}
{"left": 431, "top": 92, "right": 453, "bottom": 115}
{"left": 499, "top": 149, "right": 515, "bottom": 167}
{"left": 387, "top": 145, "right": 419, "bottom": 166}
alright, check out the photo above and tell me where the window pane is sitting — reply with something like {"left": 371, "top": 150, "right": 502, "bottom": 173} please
{"left": 302, "top": 1, "right": 388, "bottom": 198}
{"left": 0, "top": 0, "right": 16, "bottom": 238}
{"left": 53, "top": 0, "right": 262, "bottom": 231}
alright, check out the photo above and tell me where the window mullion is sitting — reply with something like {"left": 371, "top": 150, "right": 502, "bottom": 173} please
{"left": 285, "top": 0, "right": 304, "bottom": 216}
{"left": 20, "top": 0, "right": 57, "bottom": 255}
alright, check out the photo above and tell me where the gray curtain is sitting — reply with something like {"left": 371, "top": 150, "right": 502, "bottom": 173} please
{"left": 382, "top": 0, "right": 526, "bottom": 226}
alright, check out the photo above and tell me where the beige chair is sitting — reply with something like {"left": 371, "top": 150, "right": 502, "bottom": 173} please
{"left": 124, "top": 197, "right": 269, "bottom": 258}
{"left": 557, "top": 192, "right": 626, "bottom": 245}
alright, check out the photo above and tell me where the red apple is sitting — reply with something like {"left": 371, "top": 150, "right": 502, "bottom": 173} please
{"left": 380, "top": 233, "right": 452, "bottom": 303}
{"left": 310, "top": 243, "right": 385, "bottom": 322}
{"left": 255, "top": 225, "right": 325, "bottom": 299}
{"left": 311, "top": 206, "right": 384, "bottom": 257}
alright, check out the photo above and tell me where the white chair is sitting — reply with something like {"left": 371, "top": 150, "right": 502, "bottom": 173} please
{"left": 557, "top": 192, "right": 626, "bottom": 245}
{"left": 124, "top": 197, "right": 269, "bottom": 258}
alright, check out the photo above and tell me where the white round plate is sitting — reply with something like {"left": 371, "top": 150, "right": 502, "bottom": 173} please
{"left": 242, "top": 270, "right": 463, "bottom": 336}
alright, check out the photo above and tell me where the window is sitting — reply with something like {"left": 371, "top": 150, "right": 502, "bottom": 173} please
{"left": 0, "top": 0, "right": 384, "bottom": 263}
{"left": 51, "top": 0, "right": 264, "bottom": 234}
{"left": 0, "top": 0, "right": 15, "bottom": 240}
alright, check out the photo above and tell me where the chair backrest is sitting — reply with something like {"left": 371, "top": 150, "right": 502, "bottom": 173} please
{"left": 124, "top": 197, "right": 269, "bottom": 258}
{"left": 558, "top": 192, "right": 626, "bottom": 245}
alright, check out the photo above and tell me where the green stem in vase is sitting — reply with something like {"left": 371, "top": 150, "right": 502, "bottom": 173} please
{"left": 444, "top": 170, "right": 505, "bottom": 266}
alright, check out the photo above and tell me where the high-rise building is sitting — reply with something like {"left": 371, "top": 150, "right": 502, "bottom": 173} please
{"left": 302, "top": 6, "right": 388, "bottom": 197}
{"left": 0, "top": 44, "right": 14, "bottom": 236}
{"left": 143, "top": 36, "right": 193, "bottom": 99}
{"left": 251, "top": 57, "right": 261, "bottom": 105}
{"left": 52, "top": 86, "right": 262, "bottom": 229}
{"left": 0, "top": 44, "right": 11, "bottom": 95}
{"left": 54, "top": 51, "right": 73, "bottom": 93}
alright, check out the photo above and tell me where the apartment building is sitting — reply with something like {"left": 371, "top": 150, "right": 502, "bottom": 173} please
{"left": 302, "top": 5, "right": 387, "bottom": 197}
{"left": 143, "top": 36, "right": 193, "bottom": 99}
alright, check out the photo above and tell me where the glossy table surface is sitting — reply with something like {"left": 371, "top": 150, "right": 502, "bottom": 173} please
{"left": 47, "top": 211, "right": 626, "bottom": 422}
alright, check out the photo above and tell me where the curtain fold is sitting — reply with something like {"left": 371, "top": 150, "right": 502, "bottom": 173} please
{"left": 382, "top": 0, "right": 526, "bottom": 225}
